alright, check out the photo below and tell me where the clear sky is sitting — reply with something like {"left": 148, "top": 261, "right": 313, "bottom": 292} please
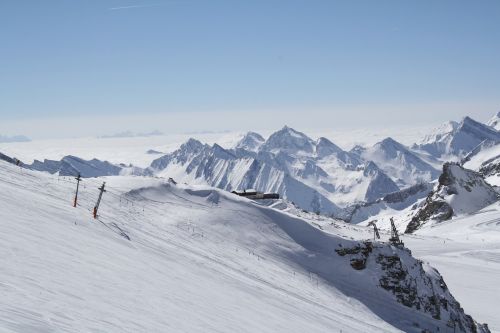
{"left": 1, "top": 0, "right": 500, "bottom": 138}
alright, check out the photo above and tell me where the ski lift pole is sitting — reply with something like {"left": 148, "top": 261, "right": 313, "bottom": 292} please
{"left": 73, "top": 173, "right": 82, "bottom": 207}
{"left": 93, "top": 182, "right": 106, "bottom": 219}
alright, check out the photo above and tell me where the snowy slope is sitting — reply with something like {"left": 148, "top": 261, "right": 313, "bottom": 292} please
{"left": 357, "top": 202, "right": 500, "bottom": 332}
{"left": 403, "top": 204, "right": 500, "bottom": 332}
{"left": 463, "top": 142, "right": 500, "bottom": 186}
{"left": 0, "top": 161, "right": 490, "bottom": 332}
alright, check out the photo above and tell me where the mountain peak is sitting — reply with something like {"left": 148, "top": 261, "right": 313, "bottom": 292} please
{"left": 415, "top": 116, "right": 500, "bottom": 158}
{"left": 260, "top": 126, "right": 314, "bottom": 154}
{"left": 379, "top": 137, "right": 403, "bottom": 148}
{"left": 406, "top": 163, "right": 499, "bottom": 233}
{"left": 181, "top": 138, "right": 204, "bottom": 151}
{"left": 211, "top": 143, "right": 235, "bottom": 159}
{"left": 235, "top": 132, "right": 265, "bottom": 152}
{"left": 487, "top": 111, "right": 500, "bottom": 130}
{"left": 315, "top": 137, "right": 343, "bottom": 157}
{"left": 279, "top": 125, "right": 310, "bottom": 138}
{"left": 457, "top": 116, "right": 500, "bottom": 140}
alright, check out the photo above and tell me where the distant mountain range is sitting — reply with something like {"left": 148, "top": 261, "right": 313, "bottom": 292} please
{"left": 5, "top": 113, "right": 500, "bottom": 225}
{"left": 99, "top": 130, "right": 163, "bottom": 139}
{"left": 0, "top": 134, "right": 30, "bottom": 143}
{"left": 148, "top": 126, "right": 404, "bottom": 215}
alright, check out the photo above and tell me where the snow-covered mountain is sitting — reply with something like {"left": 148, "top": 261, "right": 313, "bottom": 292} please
{"left": 148, "top": 127, "right": 401, "bottom": 214}
{"left": 29, "top": 155, "right": 145, "bottom": 178}
{"left": 234, "top": 132, "right": 265, "bottom": 152}
{"left": 405, "top": 163, "right": 499, "bottom": 233}
{"left": 355, "top": 137, "right": 440, "bottom": 187}
{"left": 260, "top": 125, "right": 315, "bottom": 155}
{"left": 412, "top": 116, "right": 500, "bottom": 159}
{"left": 0, "top": 134, "right": 30, "bottom": 143}
{"left": 0, "top": 159, "right": 491, "bottom": 332}
{"left": 348, "top": 182, "right": 434, "bottom": 224}
{"left": 487, "top": 111, "right": 500, "bottom": 130}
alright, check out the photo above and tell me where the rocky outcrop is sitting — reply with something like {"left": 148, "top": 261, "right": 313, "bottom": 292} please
{"left": 335, "top": 241, "right": 490, "bottom": 332}
{"left": 405, "top": 163, "right": 498, "bottom": 233}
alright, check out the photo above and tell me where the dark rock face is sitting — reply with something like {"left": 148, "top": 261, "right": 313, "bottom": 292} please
{"left": 406, "top": 197, "right": 453, "bottom": 234}
{"left": 335, "top": 241, "right": 373, "bottom": 270}
{"left": 0, "top": 152, "right": 18, "bottom": 165}
{"left": 377, "top": 254, "right": 421, "bottom": 311}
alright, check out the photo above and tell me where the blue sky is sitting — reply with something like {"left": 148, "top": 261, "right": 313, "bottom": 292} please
{"left": 1, "top": 0, "right": 499, "bottom": 138}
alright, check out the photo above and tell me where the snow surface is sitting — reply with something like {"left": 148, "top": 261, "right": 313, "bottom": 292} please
{"left": 405, "top": 204, "right": 500, "bottom": 331}
{"left": 0, "top": 161, "right": 393, "bottom": 333}
{"left": 0, "top": 161, "right": 490, "bottom": 332}
{"left": 358, "top": 201, "right": 500, "bottom": 332}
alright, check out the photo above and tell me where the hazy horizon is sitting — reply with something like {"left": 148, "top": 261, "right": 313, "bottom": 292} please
{"left": 1, "top": 1, "right": 499, "bottom": 139}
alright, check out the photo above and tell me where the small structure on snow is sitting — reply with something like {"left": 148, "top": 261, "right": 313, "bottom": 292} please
{"left": 231, "top": 189, "right": 280, "bottom": 200}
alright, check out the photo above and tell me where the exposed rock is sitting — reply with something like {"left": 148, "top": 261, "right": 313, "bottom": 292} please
{"left": 405, "top": 163, "right": 498, "bottom": 233}
{"left": 335, "top": 241, "right": 490, "bottom": 332}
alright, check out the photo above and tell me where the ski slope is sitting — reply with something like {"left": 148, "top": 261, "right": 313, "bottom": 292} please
{"left": 405, "top": 206, "right": 500, "bottom": 331}
{"left": 0, "top": 161, "right": 490, "bottom": 332}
